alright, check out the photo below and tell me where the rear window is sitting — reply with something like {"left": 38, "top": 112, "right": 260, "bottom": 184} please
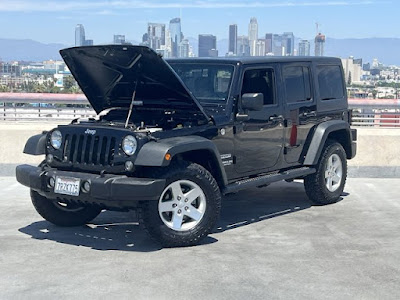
{"left": 317, "top": 65, "right": 344, "bottom": 100}
{"left": 283, "top": 66, "right": 312, "bottom": 103}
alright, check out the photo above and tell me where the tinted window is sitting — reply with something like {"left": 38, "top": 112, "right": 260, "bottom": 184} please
{"left": 317, "top": 65, "right": 344, "bottom": 100}
{"left": 283, "top": 66, "right": 312, "bottom": 103}
{"left": 242, "top": 68, "right": 275, "bottom": 105}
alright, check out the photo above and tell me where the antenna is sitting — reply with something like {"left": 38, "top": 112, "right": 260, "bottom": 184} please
{"left": 315, "top": 22, "right": 320, "bottom": 34}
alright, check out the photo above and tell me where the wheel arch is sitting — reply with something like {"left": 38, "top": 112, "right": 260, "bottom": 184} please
{"left": 303, "top": 120, "right": 352, "bottom": 165}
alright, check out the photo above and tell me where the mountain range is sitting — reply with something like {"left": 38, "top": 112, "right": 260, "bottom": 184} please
{"left": 1, "top": 37, "right": 399, "bottom": 65}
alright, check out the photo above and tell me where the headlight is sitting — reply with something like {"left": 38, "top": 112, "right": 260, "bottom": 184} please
{"left": 50, "top": 130, "right": 62, "bottom": 150}
{"left": 122, "top": 135, "right": 137, "bottom": 156}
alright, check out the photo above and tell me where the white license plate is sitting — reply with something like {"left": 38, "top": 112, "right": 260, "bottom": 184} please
{"left": 54, "top": 176, "right": 80, "bottom": 196}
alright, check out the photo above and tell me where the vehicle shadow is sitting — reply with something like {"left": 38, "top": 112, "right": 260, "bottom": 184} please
{"left": 18, "top": 181, "right": 348, "bottom": 252}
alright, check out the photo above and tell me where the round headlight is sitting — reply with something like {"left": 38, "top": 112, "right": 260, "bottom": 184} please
{"left": 122, "top": 135, "right": 137, "bottom": 156}
{"left": 50, "top": 130, "right": 62, "bottom": 150}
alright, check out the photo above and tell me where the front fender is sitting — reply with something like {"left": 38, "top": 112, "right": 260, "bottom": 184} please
{"left": 23, "top": 133, "right": 47, "bottom": 155}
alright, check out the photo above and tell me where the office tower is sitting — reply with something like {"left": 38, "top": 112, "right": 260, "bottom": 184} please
{"left": 178, "top": 39, "right": 190, "bottom": 58}
{"left": 169, "top": 18, "right": 182, "bottom": 57}
{"left": 248, "top": 18, "right": 258, "bottom": 56}
{"left": 237, "top": 36, "right": 250, "bottom": 56}
{"left": 229, "top": 24, "right": 238, "bottom": 55}
{"left": 282, "top": 32, "right": 294, "bottom": 56}
{"left": 113, "top": 35, "right": 126, "bottom": 44}
{"left": 198, "top": 34, "right": 217, "bottom": 57}
{"left": 75, "top": 24, "right": 85, "bottom": 46}
{"left": 265, "top": 33, "right": 273, "bottom": 54}
{"left": 255, "top": 40, "right": 266, "bottom": 56}
{"left": 298, "top": 40, "right": 310, "bottom": 56}
{"left": 147, "top": 23, "right": 166, "bottom": 50}
{"left": 272, "top": 34, "right": 283, "bottom": 56}
{"left": 315, "top": 32, "right": 326, "bottom": 56}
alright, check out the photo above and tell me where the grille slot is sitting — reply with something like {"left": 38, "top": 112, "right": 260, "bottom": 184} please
{"left": 63, "top": 134, "right": 116, "bottom": 166}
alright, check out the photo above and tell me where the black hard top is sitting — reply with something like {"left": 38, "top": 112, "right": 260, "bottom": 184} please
{"left": 167, "top": 56, "right": 342, "bottom": 65}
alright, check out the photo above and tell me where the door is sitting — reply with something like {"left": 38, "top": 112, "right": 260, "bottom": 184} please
{"left": 234, "top": 66, "right": 284, "bottom": 174}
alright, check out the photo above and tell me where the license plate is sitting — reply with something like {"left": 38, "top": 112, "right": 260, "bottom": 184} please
{"left": 54, "top": 176, "right": 80, "bottom": 196}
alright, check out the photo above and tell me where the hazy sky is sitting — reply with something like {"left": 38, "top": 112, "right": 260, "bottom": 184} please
{"left": 0, "top": 0, "right": 397, "bottom": 45}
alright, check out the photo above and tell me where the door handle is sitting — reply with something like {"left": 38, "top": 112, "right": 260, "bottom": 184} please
{"left": 269, "top": 115, "right": 284, "bottom": 122}
{"left": 302, "top": 111, "right": 317, "bottom": 117}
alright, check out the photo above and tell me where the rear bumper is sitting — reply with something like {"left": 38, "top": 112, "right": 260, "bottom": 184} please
{"left": 16, "top": 164, "right": 166, "bottom": 209}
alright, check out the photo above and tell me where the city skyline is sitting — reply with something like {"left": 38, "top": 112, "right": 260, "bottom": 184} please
{"left": 0, "top": 0, "right": 398, "bottom": 45}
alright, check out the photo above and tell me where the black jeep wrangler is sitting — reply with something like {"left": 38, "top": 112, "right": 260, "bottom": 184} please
{"left": 16, "top": 45, "right": 357, "bottom": 247}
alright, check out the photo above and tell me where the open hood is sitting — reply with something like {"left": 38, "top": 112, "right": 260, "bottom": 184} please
{"left": 60, "top": 45, "right": 209, "bottom": 121}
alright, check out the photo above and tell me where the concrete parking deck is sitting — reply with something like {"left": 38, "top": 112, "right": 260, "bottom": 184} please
{"left": 1, "top": 177, "right": 399, "bottom": 299}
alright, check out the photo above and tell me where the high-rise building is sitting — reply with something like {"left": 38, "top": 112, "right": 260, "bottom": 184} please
{"left": 113, "top": 35, "right": 126, "bottom": 44}
{"left": 248, "top": 18, "right": 258, "bottom": 56}
{"left": 179, "top": 39, "right": 190, "bottom": 58}
{"left": 229, "top": 24, "right": 238, "bottom": 55}
{"left": 255, "top": 40, "right": 266, "bottom": 56}
{"left": 315, "top": 32, "right": 326, "bottom": 56}
{"left": 265, "top": 33, "right": 273, "bottom": 54}
{"left": 147, "top": 23, "right": 166, "bottom": 50}
{"left": 272, "top": 34, "right": 283, "bottom": 56}
{"left": 169, "top": 18, "right": 182, "bottom": 58}
{"left": 83, "top": 39, "right": 93, "bottom": 46}
{"left": 198, "top": 34, "right": 217, "bottom": 57}
{"left": 237, "top": 36, "right": 250, "bottom": 57}
{"left": 298, "top": 40, "right": 310, "bottom": 56}
{"left": 75, "top": 24, "right": 85, "bottom": 46}
{"left": 282, "top": 32, "right": 294, "bottom": 56}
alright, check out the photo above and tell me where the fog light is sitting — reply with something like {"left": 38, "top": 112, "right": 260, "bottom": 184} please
{"left": 46, "top": 154, "right": 54, "bottom": 164}
{"left": 125, "top": 161, "right": 134, "bottom": 171}
{"left": 48, "top": 177, "right": 55, "bottom": 188}
{"left": 82, "top": 181, "right": 91, "bottom": 193}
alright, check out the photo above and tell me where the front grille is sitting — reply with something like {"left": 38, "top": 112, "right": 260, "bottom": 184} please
{"left": 62, "top": 134, "right": 116, "bottom": 166}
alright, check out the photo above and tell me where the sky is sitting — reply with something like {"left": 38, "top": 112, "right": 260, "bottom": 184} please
{"left": 0, "top": 0, "right": 398, "bottom": 45}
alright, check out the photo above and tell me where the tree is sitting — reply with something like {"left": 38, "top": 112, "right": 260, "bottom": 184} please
{"left": 347, "top": 71, "right": 352, "bottom": 86}
{"left": 63, "top": 76, "right": 76, "bottom": 90}
{"left": 372, "top": 90, "right": 377, "bottom": 99}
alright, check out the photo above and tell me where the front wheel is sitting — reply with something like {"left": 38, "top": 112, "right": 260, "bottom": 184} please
{"left": 31, "top": 190, "right": 102, "bottom": 226}
{"left": 139, "top": 162, "right": 221, "bottom": 247}
{"left": 304, "top": 140, "right": 347, "bottom": 205}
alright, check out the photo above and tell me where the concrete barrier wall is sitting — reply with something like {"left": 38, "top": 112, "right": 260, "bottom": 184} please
{"left": 0, "top": 124, "right": 399, "bottom": 177}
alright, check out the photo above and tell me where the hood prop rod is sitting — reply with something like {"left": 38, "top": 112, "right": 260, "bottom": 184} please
{"left": 124, "top": 54, "right": 142, "bottom": 128}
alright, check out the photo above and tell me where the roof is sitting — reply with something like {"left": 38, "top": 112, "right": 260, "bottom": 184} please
{"left": 167, "top": 56, "right": 342, "bottom": 65}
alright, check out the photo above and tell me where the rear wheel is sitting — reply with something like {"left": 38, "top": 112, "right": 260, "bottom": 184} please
{"left": 31, "top": 190, "right": 102, "bottom": 226}
{"left": 139, "top": 161, "right": 221, "bottom": 247}
{"left": 304, "top": 140, "right": 347, "bottom": 205}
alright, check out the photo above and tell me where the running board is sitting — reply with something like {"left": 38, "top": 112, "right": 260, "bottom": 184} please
{"left": 223, "top": 167, "right": 316, "bottom": 194}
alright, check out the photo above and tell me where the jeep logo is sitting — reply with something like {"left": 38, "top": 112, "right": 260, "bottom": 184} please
{"left": 84, "top": 129, "right": 96, "bottom": 135}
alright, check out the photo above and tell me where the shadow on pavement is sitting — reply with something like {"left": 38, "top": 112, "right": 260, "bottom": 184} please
{"left": 18, "top": 181, "right": 348, "bottom": 251}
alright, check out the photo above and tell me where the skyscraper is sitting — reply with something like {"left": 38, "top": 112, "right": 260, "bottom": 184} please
{"left": 255, "top": 40, "right": 266, "bottom": 56}
{"left": 113, "top": 35, "right": 126, "bottom": 44}
{"left": 237, "top": 36, "right": 250, "bottom": 56}
{"left": 248, "top": 18, "right": 258, "bottom": 56}
{"left": 265, "top": 33, "right": 273, "bottom": 54}
{"left": 298, "top": 40, "right": 310, "bottom": 56}
{"left": 75, "top": 24, "right": 85, "bottom": 46}
{"left": 198, "top": 34, "right": 217, "bottom": 57}
{"left": 282, "top": 32, "right": 294, "bottom": 56}
{"left": 147, "top": 23, "right": 166, "bottom": 50}
{"left": 169, "top": 18, "right": 182, "bottom": 58}
{"left": 315, "top": 33, "right": 326, "bottom": 56}
{"left": 228, "top": 24, "right": 238, "bottom": 55}
{"left": 178, "top": 39, "right": 190, "bottom": 58}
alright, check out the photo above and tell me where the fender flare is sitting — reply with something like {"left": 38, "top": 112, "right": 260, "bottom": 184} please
{"left": 135, "top": 135, "right": 227, "bottom": 185}
{"left": 23, "top": 133, "right": 47, "bottom": 155}
{"left": 303, "top": 120, "right": 351, "bottom": 165}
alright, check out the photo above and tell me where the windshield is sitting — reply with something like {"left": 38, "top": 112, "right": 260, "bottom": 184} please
{"left": 169, "top": 63, "right": 235, "bottom": 104}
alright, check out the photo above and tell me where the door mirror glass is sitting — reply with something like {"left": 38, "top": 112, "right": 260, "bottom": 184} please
{"left": 241, "top": 93, "right": 264, "bottom": 111}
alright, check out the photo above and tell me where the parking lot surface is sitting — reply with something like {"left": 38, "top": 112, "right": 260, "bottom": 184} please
{"left": 1, "top": 177, "right": 399, "bottom": 300}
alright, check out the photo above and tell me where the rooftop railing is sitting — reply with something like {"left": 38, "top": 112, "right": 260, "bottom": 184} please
{"left": 0, "top": 93, "right": 399, "bottom": 127}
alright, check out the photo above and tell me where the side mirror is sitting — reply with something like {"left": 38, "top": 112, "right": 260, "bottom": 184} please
{"left": 241, "top": 93, "right": 264, "bottom": 111}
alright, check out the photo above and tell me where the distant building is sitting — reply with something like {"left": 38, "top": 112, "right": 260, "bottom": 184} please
{"left": 75, "top": 24, "right": 85, "bottom": 46}
{"left": 264, "top": 33, "right": 273, "bottom": 54}
{"left": 315, "top": 33, "right": 326, "bottom": 56}
{"left": 282, "top": 32, "right": 294, "bottom": 56}
{"left": 255, "top": 40, "right": 266, "bottom": 56}
{"left": 229, "top": 24, "right": 238, "bottom": 55}
{"left": 342, "top": 57, "right": 362, "bottom": 84}
{"left": 298, "top": 40, "right": 310, "bottom": 56}
{"left": 198, "top": 34, "right": 217, "bottom": 57}
{"left": 169, "top": 18, "right": 182, "bottom": 58}
{"left": 83, "top": 39, "right": 93, "bottom": 46}
{"left": 113, "top": 35, "right": 126, "bottom": 44}
{"left": 178, "top": 39, "right": 190, "bottom": 58}
{"left": 248, "top": 18, "right": 258, "bottom": 56}
{"left": 0, "top": 62, "right": 21, "bottom": 77}
{"left": 272, "top": 34, "right": 284, "bottom": 56}
{"left": 147, "top": 23, "right": 166, "bottom": 50}
{"left": 237, "top": 36, "right": 250, "bottom": 57}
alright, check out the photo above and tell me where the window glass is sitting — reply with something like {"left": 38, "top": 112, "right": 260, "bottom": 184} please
{"left": 283, "top": 66, "right": 312, "bottom": 103}
{"left": 317, "top": 65, "right": 344, "bottom": 100}
{"left": 242, "top": 68, "right": 275, "bottom": 105}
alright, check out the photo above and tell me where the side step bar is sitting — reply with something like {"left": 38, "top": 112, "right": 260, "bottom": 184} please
{"left": 223, "top": 167, "right": 316, "bottom": 194}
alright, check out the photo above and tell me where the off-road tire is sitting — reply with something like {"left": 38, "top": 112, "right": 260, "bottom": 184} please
{"left": 304, "top": 140, "right": 347, "bottom": 205}
{"left": 139, "top": 161, "right": 221, "bottom": 247}
{"left": 31, "top": 190, "right": 102, "bottom": 226}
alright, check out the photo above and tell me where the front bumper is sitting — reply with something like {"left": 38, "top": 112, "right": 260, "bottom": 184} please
{"left": 16, "top": 164, "right": 166, "bottom": 209}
